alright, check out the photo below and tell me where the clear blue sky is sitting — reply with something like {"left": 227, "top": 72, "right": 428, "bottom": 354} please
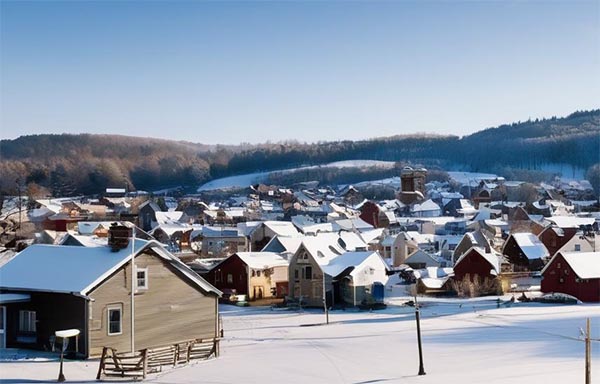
{"left": 1, "top": 1, "right": 599, "bottom": 144}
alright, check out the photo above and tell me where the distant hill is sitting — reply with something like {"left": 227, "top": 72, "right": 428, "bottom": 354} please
{"left": 1, "top": 110, "right": 598, "bottom": 196}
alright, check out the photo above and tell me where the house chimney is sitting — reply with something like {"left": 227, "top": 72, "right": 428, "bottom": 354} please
{"left": 108, "top": 223, "right": 132, "bottom": 252}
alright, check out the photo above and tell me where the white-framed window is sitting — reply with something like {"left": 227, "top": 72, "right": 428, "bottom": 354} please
{"left": 19, "top": 310, "right": 36, "bottom": 333}
{"left": 107, "top": 305, "right": 122, "bottom": 336}
{"left": 136, "top": 267, "right": 148, "bottom": 290}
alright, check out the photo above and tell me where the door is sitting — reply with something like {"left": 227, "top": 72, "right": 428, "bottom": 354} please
{"left": 0, "top": 306, "right": 5, "bottom": 348}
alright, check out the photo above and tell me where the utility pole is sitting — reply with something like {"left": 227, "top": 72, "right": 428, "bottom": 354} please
{"left": 585, "top": 318, "right": 591, "bottom": 384}
{"left": 414, "top": 295, "right": 426, "bottom": 376}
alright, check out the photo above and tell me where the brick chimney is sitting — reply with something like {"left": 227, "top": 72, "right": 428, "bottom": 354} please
{"left": 108, "top": 223, "right": 132, "bottom": 252}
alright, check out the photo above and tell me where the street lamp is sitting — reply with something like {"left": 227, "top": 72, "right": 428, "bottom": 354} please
{"left": 55, "top": 328, "right": 80, "bottom": 382}
{"left": 414, "top": 295, "right": 426, "bottom": 376}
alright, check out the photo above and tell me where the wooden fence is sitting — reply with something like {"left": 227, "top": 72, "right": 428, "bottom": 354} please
{"left": 96, "top": 338, "right": 220, "bottom": 380}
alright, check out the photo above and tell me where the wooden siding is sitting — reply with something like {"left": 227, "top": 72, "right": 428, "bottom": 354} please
{"left": 454, "top": 249, "right": 496, "bottom": 282}
{"left": 288, "top": 246, "right": 327, "bottom": 307}
{"left": 541, "top": 254, "right": 600, "bottom": 302}
{"left": 205, "top": 255, "right": 249, "bottom": 296}
{"left": 88, "top": 250, "right": 217, "bottom": 357}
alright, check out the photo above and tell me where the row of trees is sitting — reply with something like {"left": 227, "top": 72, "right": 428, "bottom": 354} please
{"left": 0, "top": 110, "right": 598, "bottom": 196}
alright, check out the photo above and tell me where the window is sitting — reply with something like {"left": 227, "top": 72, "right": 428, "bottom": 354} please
{"left": 136, "top": 267, "right": 148, "bottom": 290}
{"left": 19, "top": 310, "right": 36, "bottom": 333}
{"left": 257, "top": 270, "right": 261, "bottom": 277}
{"left": 574, "top": 244, "right": 581, "bottom": 252}
{"left": 227, "top": 273, "right": 233, "bottom": 284}
{"left": 304, "top": 266, "right": 312, "bottom": 280}
{"left": 251, "top": 269, "right": 256, "bottom": 277}
{"left": 107, "top": 306, "right": 122, "bottom": 336}
{"left": 294, "top": 269, "right": 299, "bottom": 280}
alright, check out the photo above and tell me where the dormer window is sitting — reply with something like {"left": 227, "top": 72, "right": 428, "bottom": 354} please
{"left": 136, "top": 267, "right": 148, "bottom": 290}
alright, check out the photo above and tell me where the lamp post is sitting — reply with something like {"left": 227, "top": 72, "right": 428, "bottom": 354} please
{"left": 414, "top": 295, "right": 426, "bottom": 376}
{"left": 322, "top": 271, "right": 329, "bottom": 324}
{"left": 55, "top": 329, "right": 80, "bottom": 382}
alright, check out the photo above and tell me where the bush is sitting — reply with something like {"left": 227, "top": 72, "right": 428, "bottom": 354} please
{"left": 450, "top": 274, "right": 502, "bottom": 297}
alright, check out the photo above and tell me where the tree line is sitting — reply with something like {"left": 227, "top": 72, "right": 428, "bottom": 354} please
{"left": 1, "top": 110, "right": 598, "bottom": 197}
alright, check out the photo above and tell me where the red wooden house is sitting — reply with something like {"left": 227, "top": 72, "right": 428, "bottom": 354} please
{"left": 205, "top": 252, "right": 289, "bottom": 301}
{"left": 540, "top": 251, "right": 600, "bottom": 302}
{"left": 537, "top": 226, "right": 577, "bottom": 257}
{"left": 453, "top": 247, "right": 502, "bottom": 282}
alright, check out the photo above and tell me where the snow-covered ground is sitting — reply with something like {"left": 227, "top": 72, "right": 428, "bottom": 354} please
{"left": 2, "top": 298, "right": 598, "bottom": 383}
{"left": 197, "top": 160, "right": 396, "bottom": 191}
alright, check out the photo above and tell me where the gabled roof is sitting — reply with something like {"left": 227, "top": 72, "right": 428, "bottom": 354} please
{"left": 261, "top": 236, "right": 303, "bottom": 254}
{"left": 76, "top": 221, "right": 114, "bottom": 235}
{"left": 139, "top": 200, "right": 162, "bottom": 212}
{"left": 235, "top": 252, "right": 289, "bottom": 269}
{"left": 61, "top": 233, "right": 108, "bottom": 247}
{"left": 545, "top": 216, "right": 595, "bottom": 229}
{"left": 0, "top": 240, "right": 221, "bottom": 297}
{"left": 155, "top": 211, "right": 185, "bottom": 225}
{"left": 412, "top": 199, "right": 441, "bottom": 213}
{"left": 404, "top": 249, "right": 440, "bottom": 267}
{"left": 321, "top": 251, "right": 387, "bottom": 279}
{"left": 510, "top": 233, "right": 550, "bottom": 260}
{"left": 299, "top": 234, "right": 345, "bottom": 266}
{"left": 262, "top": 221, "right": 300, "bottom": 237}
{"left": 541, "top": 251, "right": 600, "bottom": 279}
{"left": 455, "top": 247, "right": 502, "bottom": 275}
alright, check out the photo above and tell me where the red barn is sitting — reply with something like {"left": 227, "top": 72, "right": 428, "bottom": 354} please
{"left": 541, "top": 251, "right": 600, "bottom": 302}
{"left": 453, "top": 247, "right": 501, "bottom": 282}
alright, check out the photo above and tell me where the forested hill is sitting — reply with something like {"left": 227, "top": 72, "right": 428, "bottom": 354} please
{"left": 1, "top": 110, "right": 598, "bottom": 196}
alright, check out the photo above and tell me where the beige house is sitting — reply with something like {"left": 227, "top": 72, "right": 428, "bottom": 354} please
{"left": 0, "top": 235, "right": 221, "bottom": 358}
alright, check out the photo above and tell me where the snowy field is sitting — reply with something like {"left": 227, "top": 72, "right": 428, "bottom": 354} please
{"left": 1, "top": 298, "right": 599, "bottom": 384}
{"left": 197, "top": 160, "right": 396, "bottom": 191}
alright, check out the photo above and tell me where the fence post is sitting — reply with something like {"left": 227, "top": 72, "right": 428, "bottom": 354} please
{"left": 96, "top": 347, "right": 108, "bottom": 380}
{"left": 142, "top": 349, "right": 148, "bottom": 380}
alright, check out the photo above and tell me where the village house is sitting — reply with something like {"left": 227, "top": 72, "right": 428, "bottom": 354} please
{"left": 321, "top": 251, "right": 389, "bottom": 307}
{"left": 138, "top": 200, "right": 162, "bottom": 232}
{"left": 0, "top": 228, "right": 221, "bottom": 357}
{"left": 196, "top": 226, "right": 248, "bottom": 257}
{"left": 502, "top": 232, "right": 550, "bottom": 271}
{"left": 206, "top": 252, "right": 289, "bottom": 300}
{"left": 540, "top": 251, "right": 600, "bottom": 302}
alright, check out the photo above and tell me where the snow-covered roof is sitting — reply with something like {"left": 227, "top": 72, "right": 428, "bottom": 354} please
{"left": 76, "top": 221, "right": 114, "bottom": 235}
{"left": 300, "top": 234, "right": 345, "bottom": 265}
{"left": 511, "top": 233, "right": 550, "bottom": 260}
{"left": 404, "top": 249, "right": 440, "bottom": 267}
{"left": 412, "top": 199, "right": 440, "bottom": 213}
{"left": 263, "top": 221, "right": 300, "bottom": 237}
{"left": 202, "top": 226, "right": 242, "bottom": 238}
{"left": 455, "top": 247, "right": 502, "bottom": 275}
{"left": 339, "top": 231, "right": 368, "bottom": 251}
{"left": 321, "top": 251, "right": 384, "bottom": 278}
{"left": 545, "top": 216, "right": 595, "bottom": 229}
{"left": 414, "top": 267, "right": 454, "bottom": 289}
{"left": 150, "top": 223, "right": 198, "bottom": 237}
{"left": 236, "top": 252, "right": 289, "bottom": 269}
{"left": 0, "top": 240, "right": 221, "bottom": 296}
{"left": 359, "top": 228, "right": 385, "bottom": 244}
{"left": 155, "top": 211, "right": 185, "bottom": 225}
{"left": 61, "top": 233, "right": 108, "bottom": 247}
{"left": 262, "top": 236, "right": 304, "bottom": 254}
{"left": 543, "top": 252, "right": 600, "bottom": 279}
